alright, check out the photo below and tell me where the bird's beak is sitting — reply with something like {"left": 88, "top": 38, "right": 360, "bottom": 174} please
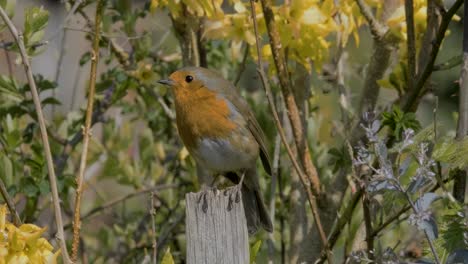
{"left": 157, "top": 79, "right": 175, "bottom": 86}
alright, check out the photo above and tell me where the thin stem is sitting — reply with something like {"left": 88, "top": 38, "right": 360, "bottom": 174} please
{"left": 0, "top": 6, "right": 71, "bottom": 263}
{"left": 234, "top": 44, "right": 250, "bottom": 86}
{"left": 267, "top": 134, "right": 280, "bottom": 263}
{"left": 315, "top": 189, "right": 363, "bottom": 264}
{"left": 47, "top": 0, "right": 83, "bottom": 42}
{"left": 64, "top": 184, "right": 179, "bottom": 229}
{"left": 402, "top": 0, "right": 463, "bottom": 111}
{"left": 150, "top": 192, "right": 157, "bottom": 264}
{"left": 0, "top": 177, "right": 21, "bottom": 225}
{"left": 405, "top": 0, "right": 416, "bottom": 90}
{"left": 1, "top": 34, "right": 13, "bottom": 77}
{"left": 453, "top": 0, "right": 468, "bottom": 203}
{"left": 259, "top": 0, "right": 322, "bottom": 197}
{"left": 71, "top": 0, "right": 104, "bottom": 260}
{"left": 249, "top": 2, "right": 331, "bottom": 262}
{"left": 400, "top": 188, "right": 440, "bottom": 263}
{"left": 362, "top": 191, "right": 374, "bottom": 259}
{"left": 355, "top": 0, "right": 387, "bottom": 38}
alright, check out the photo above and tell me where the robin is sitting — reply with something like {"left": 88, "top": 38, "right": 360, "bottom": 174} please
{"left": 158, "top": 67, "right": 273, "bottom": 234}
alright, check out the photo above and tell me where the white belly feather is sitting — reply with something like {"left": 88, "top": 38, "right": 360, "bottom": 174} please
{"left": 194, "top": 136, "right": 257, "bottom": 173}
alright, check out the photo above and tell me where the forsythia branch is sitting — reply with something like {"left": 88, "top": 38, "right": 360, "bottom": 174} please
{"left": 71, "top": 0, "right": 105, "bottom": 260}
{"left": 0, "top": 6, "right": 72, "bottom": 264}
{"left": 250, "top": 1, "right": 332, "bottom": 262}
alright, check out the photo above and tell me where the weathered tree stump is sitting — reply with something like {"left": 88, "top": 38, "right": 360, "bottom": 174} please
{"left": 185, "top": 189, "right": 249, "bottom": 264}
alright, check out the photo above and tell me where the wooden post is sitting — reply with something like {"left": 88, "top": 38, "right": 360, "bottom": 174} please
{"left": 185, "top": 189, "right": 249, "bottom": 264}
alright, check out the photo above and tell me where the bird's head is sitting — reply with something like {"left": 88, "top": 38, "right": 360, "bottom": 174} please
{"left": 158, "top": 67, "right": 229, "bottom": 95}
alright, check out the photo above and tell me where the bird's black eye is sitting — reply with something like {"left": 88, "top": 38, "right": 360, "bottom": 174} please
{"left": 185, "top": 75, "right": 193, "bottom": 83}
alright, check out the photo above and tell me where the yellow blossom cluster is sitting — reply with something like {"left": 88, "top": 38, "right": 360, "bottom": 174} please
{"left": 0, "top": 205, "right": 60, "bottom": 264}
{"left": 377, "top": 0, "right": 459, "bottom": 91}
{"left": 386, "top": 0, "right": 429, "bottom": 40}
{"left": 151, "top": 0, "right": 376, "bottom": 71}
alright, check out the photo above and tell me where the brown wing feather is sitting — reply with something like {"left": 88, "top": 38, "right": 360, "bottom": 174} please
{"left": 225, "top": 86, "right": 272, "bottom": 176}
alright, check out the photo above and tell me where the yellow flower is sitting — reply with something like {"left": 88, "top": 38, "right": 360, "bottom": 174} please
{"left": 0, "top": 204, "right": 61, "bottom": 263}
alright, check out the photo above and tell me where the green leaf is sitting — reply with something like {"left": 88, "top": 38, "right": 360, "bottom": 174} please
{"left": 433, "top": 137, "right": 468, "bottom": 168}
{"left": 382, "top": 105, "right": 421, "bottom": 140}
{"left": 38, "top": 179, "right": 50, "bottom": 194}
{"left": 0, "top": 0, "right": 15, "bottom": 24}
{"left": 21, "top": 177, "right": 39, "bottom": 198}
{"left": 80, "top": 51, "right": 92, "bottom": 66}
{"left": 23, "top": 7, "right": 49, "bottom": 48}
{"left": 41, "top": 97, "right": 61, "bottom": 106}
{"left": 161, "top": 247, "right": 175, "bottom": 264}
{"left": 250, "top": 240, "right": 262, "bottom": 264}
{"left": 0, "top": 155, "right": 14, "bottom": 185}
{"left": 24, "top": 7, "right": 49, "bottom": 34}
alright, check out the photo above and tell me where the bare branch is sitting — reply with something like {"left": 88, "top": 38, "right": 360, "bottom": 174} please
{"left": 71, "top": 0, "right": 105, "bottom": 260}
{"left": 150, "top": 192, "right": 157, "bottom": 264}
{"left": 315, "top": 189, "right": 363, "bottom": 264}
{"left": 250, "top": 0, "right": 331, "bottom": 262}
{"left": 362, "top": 191, "right": 374, "bottom": 259}
{"left": 405, "top": 0, "right": 416, "bottom": 90}
{"left": 402, "top": 0, "right": 463, "bottom": 111}
{"left": 0, "top": 6, "right": 71, "bottom": 263}
{"left": 234, "top": 45, "right": 250, "bottom": 86}
{"left": 64, "top": 184, "right": 179, "bottom": 227}
{"left": 259, "top": 0, "right": 321, "bottom": 198}
{"left": 0, "top": 177, "right": 21, "bottom": 225}
{"left": 453, "top": 0, "right": 468, "bottom": 203}
{"left": 355, "top": 0, "right": 387, "bottom": 38}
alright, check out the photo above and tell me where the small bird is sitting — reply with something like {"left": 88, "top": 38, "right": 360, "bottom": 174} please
{"left": 158, "top": 67, "right": 273, "bottom": 234}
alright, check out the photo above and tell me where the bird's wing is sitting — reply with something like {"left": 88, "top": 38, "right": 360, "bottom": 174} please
{"left": 226, "top": 86, "right": 272, "bottom": 175}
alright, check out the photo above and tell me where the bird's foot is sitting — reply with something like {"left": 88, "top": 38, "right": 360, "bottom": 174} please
{"left": 197, "top": 185, "right": 219, "bottom": 213}
{"left": 224, "top": 172, "right": 245, "bottom": 211}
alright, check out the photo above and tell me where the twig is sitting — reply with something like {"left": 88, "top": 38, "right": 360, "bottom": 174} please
{"left": 1, "top": 35, "right": 13, "bottom": 77}
{"left": 55, "top": 84, "right": 115, "bottom": 177}
{"left": 155, "top": 210, "right": 185, "bottom": 257}
{"left": 65, "top": 184, "right": 179, "bottom": 227}
{"left": 315, "top": 189, "right": 363, "bottom": 264}
{"left": 146, "top": 87, "right": 175, "bottom": 120}
{"left": 433, "top": 97, "right": 455, "bottom": 202}
{"left": 371, "top": 175, "right": 456, "bottom": 238}
{"left": 77, "top": 9, "right": 130, "bottom": 68}
{"left": 355, "top": 0, "right": 387, "bottom": 38}
{"left": 0, "top": 6, "right": 72, "bottom": 263}
{"left": 150, "top": 192, "right": 157, "bottom": 264}
{"left": 259, "top": 0, "right": 322, "bottom": 197}
{"left": 47, "top": 0, "right": 83, "bottom": 41}
{"left": 71, "top": 0, "right": 104, "bottom": 260}
{"left": 405, "top": 0, "right": 416, "bottom": 90}
{"left": 398, "top": 185, "right": 440, "bottom": 263}
{"left": 453, "top": 0, "right": 468, "bottom": 203}
{"left": 249, "top": 1, "right": 331, "bottom": 262}
{"left": 402, "top": 0, "right": 463, "bottom": 111}
{"left": 433, "top": 55, "right": 463, "bottom": 71}
{"left": 52, "top": 28, "right": 67, "bottom": 116}
{"left": 50, "top": 0, "right": 84, "bottom": 116}
{"left": 417, "top": 0, "right": 441, "bottom": 71}
{"left": 0, "top": 177, "right": 21, "bottom": 225}
{"left": 355, "top": 0, "right": 396, "bottom": 114}
{"left": 362, "top": 190, "right": 374, "bottom": 259}
{"left": 267, "top": 134, "right": 280, "bottom": 263}
{"left": 234, "top": 44, "right": 250, "bottom": 86}
{"left": 370, "top": 205, "right": 410, "bottom": 237}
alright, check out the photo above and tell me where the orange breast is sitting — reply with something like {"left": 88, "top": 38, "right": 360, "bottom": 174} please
{"left": 173, "top": 86, "right": 236, "bottom": 150}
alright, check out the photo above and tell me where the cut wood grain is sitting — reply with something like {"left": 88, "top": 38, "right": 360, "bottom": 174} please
{"left": 185, "top": 189, "right": 249, "bottom": 264}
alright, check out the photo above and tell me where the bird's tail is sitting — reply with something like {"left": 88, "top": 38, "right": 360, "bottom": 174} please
{"left": 241, "top": 180, "right": 273, "bottom": 234}
{"left": 225, "top": 169, "right": 273, "bottom": 234}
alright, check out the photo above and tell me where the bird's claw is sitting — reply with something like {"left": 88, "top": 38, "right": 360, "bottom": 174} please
{"left": 197, "top": 186, "right": 219, "bottom": 213}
